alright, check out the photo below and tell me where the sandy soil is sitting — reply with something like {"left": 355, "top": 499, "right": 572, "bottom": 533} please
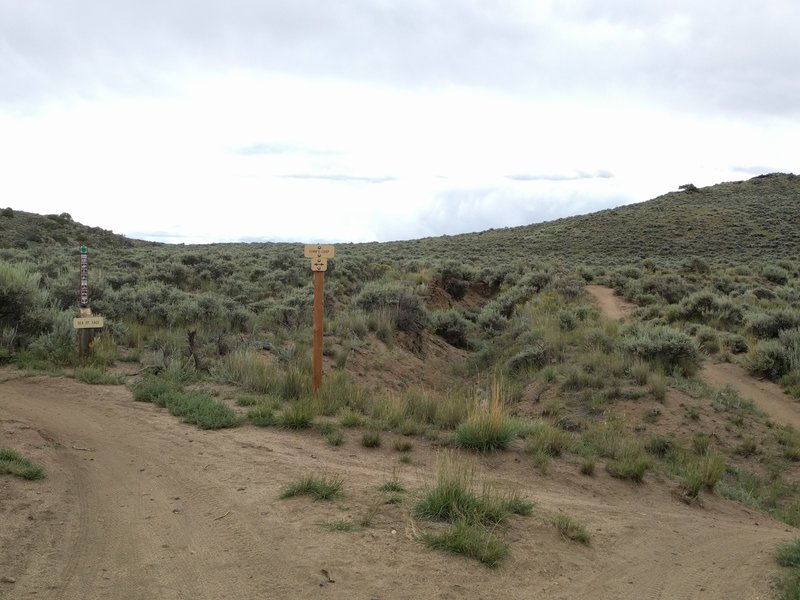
{"left": 0, "top": 368, "right": 792, "bottom": 600}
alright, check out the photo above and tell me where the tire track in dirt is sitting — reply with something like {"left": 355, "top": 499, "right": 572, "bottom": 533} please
{"left": 1, "top": 370, "right": 793, "bottom": 599}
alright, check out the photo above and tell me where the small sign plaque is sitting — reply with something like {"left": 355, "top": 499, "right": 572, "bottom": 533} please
{"left": 310, "top": 257, "right": 328, "bottom": 272}
{"left": 304, "top": 244, "right": 335, "bottom": 259}
{"left": 73, "top": 316, "right": 104, "bottom": 329}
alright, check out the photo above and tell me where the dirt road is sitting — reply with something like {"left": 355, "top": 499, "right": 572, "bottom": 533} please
{"left": 0, "top": 370, "right": 791, "bottom": 599}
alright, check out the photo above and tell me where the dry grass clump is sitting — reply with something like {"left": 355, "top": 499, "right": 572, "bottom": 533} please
{"left": 218, "top": 349, "right": 278, "bottom": 395}
{"left": 455, "top": 382, "right": 515, "bottom": 452}
{"left": 415, "top": 451, "right": 532, "bottom": 567}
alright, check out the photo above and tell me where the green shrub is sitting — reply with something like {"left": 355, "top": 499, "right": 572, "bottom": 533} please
{"left": 747, "top": 311, "right": 800, "bottom": 339}
{"left": 505, "top": 342, "right": 551, "bottom": 374}
{"left": 746, "top": 340, "right": 791, "bottom": 380}
{"left": 477, "top": 303, "right": 508, "bottom": 334}
{"left": 524, "top": 421, "right": 571, "bottom": 457}
{"left": 354, "top": 283, "right": 429, "bottom": 334}
{"left": 620, "top": 324, "right": 702, "bottom": 375}
{"left": 74, "top": 366, "right": 125, "bottom": 385}
{"left": 723, "top": 333, "right": 749, "bottom": 354}
{"left": 28, "top": 309, "right": 76, "bottom": 365}
{"left": 131, "top": 374, "right": 180, "bottom": 403}
{"left": 361, "top": 430, "right": 382, "bottom": 447}
{"left": 711, "top": 385, "right": 760, "bottom": 421}
{"left": 0, "top": 261, "right": 46, "bottom": 342}
{"left": 605, "top": 442, "right": 650, "bottom": 483}
{"left": 776, "top": 537, "right": 800, "bottom": 568}
{"left": 165, "top": 391, "right": 240, "bottom": 429}
{"left": 248, "top": 406, "right": 279, "bottom": 427}
{"left": 279, "top": 402, "right": 314, "bottom": 429}
{"left": 438, "top": 262, "right": 474, "bottom": 300}
{"left": 780, "top": 328, "right": 800, "bottom": 371}
{"left": 431, "top": 309, "right": 471, "bottom": 349}
{"left": 763, "top": 265, "right": 789, "bottom": 285}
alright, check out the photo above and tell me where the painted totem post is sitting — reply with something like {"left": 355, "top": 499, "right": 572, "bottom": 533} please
{"left": 72, "top": 245, "right": 104, "bottom": 357}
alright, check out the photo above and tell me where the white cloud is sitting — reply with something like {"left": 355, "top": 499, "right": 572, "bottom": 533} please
{"left": 1, "top": 2, "right": 799, "bottom": 243}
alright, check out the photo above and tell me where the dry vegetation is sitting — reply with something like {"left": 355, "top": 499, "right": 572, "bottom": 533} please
{"left": 2, "top": 174, "right": 800, "bottom": 592}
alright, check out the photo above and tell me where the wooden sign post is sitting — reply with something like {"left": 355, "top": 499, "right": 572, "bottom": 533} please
{"left": 73, "top": 245, "right": 104, "bottom": 358}
{"left": 304, "top": 244, "right": 335, "bottom": 396}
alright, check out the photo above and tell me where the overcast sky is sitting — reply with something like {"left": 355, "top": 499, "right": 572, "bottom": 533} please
{"left": 1, "top": 1, "right": 798, "bottom": 244}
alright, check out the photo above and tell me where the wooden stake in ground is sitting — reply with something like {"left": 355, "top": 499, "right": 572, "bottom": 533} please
{"left": 304, "top": 244, "right": 335, "bottom": 396}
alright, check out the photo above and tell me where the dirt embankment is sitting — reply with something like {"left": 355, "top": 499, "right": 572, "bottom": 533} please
{"left": 0, "top": 369, "right": 791, "bottom": 600}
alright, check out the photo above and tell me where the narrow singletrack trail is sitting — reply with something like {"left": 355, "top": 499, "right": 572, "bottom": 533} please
{"left": 1, "top": 369, "right": 791, "bottom": 599}
{"left": 587, "top": 285, "right": 800, "bottom": 430}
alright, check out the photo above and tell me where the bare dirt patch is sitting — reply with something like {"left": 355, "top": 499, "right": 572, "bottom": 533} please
{"left": 0, "top": 368, "right": 791, "bottom": 599}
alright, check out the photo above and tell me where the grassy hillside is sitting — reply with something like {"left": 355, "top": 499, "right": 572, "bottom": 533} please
{"left": 381, "top": 172, "right": 800, "bottom": 264}
{"left": 2, "top": 173, "right": 799, "bottom": 267}
{"left": 2, "top": 175, "right": 800, "bottom": 585}
{"left": 0, "top": 208, "right": 154, "bottom": 254}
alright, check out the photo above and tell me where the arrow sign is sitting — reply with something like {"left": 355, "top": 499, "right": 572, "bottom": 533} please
{"left": 310, "top": 257, "right": 328, "bottom": 272}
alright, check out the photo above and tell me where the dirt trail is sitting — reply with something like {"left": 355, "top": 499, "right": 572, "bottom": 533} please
{"left": 703, "top": 362, "right": 800, "bottom": 430}
{"left": 586, "top": 285, "right": 636, "bottom": 321}
{"left": 587, "top": 285, "right": 800, "bottom": 431}
{"left": 0, "top": 370, "right": 791, "bottom": 599}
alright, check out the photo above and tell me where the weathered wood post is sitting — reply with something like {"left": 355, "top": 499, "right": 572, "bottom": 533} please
{"left": 303, "top": 244, "right": 335, "bottom": 396}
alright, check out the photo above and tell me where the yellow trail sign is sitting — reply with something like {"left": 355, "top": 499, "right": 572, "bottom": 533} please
{"left": 304, "top": 244, "right": 335, "bottom": 259}
{"left": 73, "top": 316, "right": 104, "bottom": 329}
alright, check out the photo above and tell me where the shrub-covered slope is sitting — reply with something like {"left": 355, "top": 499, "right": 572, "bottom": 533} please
{"left": 2, "top": 173, "right": 799, "bottom": 265}
{"left": 377, "top": 172, "right": 800, "bottom": 264}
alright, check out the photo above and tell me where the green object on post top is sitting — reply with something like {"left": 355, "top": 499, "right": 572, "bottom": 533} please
{"left": 80, "top": 245, "right": 88, "bottom": 254}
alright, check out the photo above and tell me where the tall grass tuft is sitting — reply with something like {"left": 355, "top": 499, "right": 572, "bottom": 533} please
{"left": 455, "top": 381, "right": 515, "bottom": 452}
{"left": 553, "top": 514, "right": 591, "bottom": 545}
{"left": 416, "top": 452, "right": 531, "bottom": 567}
{"left": 415, "top": 451, "right": 531, "bottom": 525}
{"left": 422, "top": 520, "right": 508, "bottom": 568}
{"left": 218, "top": 349, "right": 278, "bottom": 395}
{"left": 280, "top": 474, "right": 344, "bottom": 500}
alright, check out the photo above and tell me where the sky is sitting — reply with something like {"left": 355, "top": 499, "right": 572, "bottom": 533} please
{"left": 1, "top": 1, "right": 798, "bottom": 244}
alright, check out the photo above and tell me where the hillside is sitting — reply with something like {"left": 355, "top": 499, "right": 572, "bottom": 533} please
{"left": 0, "top": 208, "right": 154, "bottom": 254}
{"left": 377, "top": 172, "right": 800, "bottom": 264}
{"left": 2, "top": 173, "right": 799, "bottom": 267}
